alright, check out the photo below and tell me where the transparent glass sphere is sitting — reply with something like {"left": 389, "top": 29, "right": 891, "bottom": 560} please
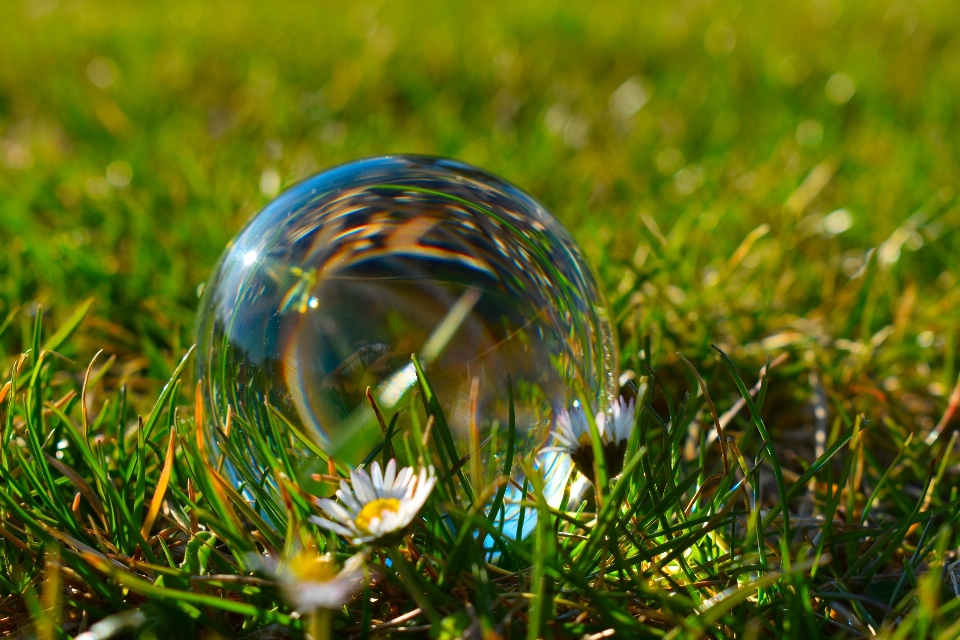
{"left": 196, "top": 155, "right": 616, "bottom": 513}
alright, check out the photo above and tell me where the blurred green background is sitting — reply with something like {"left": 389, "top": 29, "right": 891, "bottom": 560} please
{"left": 1, "top": 0, "right": 958, "bottom": 436}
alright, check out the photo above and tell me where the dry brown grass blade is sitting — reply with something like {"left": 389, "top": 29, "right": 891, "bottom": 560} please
{"left": 0, "top": 524, "right": 35, "bottom": 556}
{"left": 188, "top": 478, "right": 198, "bottom": 535}
{"left": 39, "top": 546, "right": 61, "bottom": 640}
{"left": 366, "top": 385, "right": 389, "bottom": 433}
{"left": 195, "top": 404, "right": 244, "bottom": 534}
{"left": 45, "top": 453, "right": 107, "bottom": 527}
{"left": 785, "top": 160, "right": 836, "bottom": 216}
{"left": 141, "top": 429, "right": 177, "bottom": 540}
{"left": 468, "top": 376, "right": 482, "bottom": 490}
{"left": 194, "top": 380, "right": 205, "bottom": 461}
{"left": 81, "top": 350, "right": 104, "bottom": 438}
{"left": 717, "top": 223, "right": 770, "bottom": 281}
{"left": 223, "top": 404, "right": 233, "bottom": 439}
{"left": 684, "top": 473, "right": 725, "bottom": 517}
{"left": 926, "top": 370, "right": 960, "bottom": 445}
{"left": 40, "top": 522, "right": 115, "bottom": 566}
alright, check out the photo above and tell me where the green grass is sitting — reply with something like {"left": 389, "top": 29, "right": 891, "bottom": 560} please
{"left": 2, "top": 0, "right": 960, "bottom": 637}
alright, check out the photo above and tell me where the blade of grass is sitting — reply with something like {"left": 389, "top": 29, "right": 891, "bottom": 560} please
{"left": 861, "top": 433, "right": 913, "bottom": 523}
{"left": 713, "top": 345, "right": 791, "bottom": 542}
{"left": 142, "top": 346, "right": 194, "bottom": 442}
{"left": 487, "top": 376, "right": 516, "bottom": 526}
{"left": 678, "top": 353, "right": 728, "bottom": 473}
{"left": 522, "top": 458, "right": 555, "bottom": 640}
{"left": 412, "top": 354, "right": 474, "bottom": 506}
{"left": 43, "top": 298, "right": 94, "bottom": 353}
{"left": 851, "top": 458, "right": 937, "bottom": 583}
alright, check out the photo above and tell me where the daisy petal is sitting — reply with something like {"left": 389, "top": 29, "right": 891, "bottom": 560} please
{"left": 351, "top": 468, "right": 377, "bottom": 504}
{"left": 370, "top": 461, "right": 384, "bottom": 493}
{"left": 383, "top": 458, "right": 397, "bottom": 489}
{"left": 594, "top": 411, "right": 609, "bottom": 442}
{"left": 291, "top": 581, "right": 353, "bottom": 610}
{"left": 318, "top": 499, "right": 353, "bottom": 525}
{"left": 309, "top": 516, "right": 353, "bottom": 538}
{"left": 338, "top": 481, "right": 362, "bottom": 513}
{"left": 539, "top": 446, "right": 567, "bottom": 454}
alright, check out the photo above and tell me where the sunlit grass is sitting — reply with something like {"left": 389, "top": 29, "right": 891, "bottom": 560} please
{"left": 1, "top": 0, "right": 959, "bottom": 637}
{"left": 1, "top": 304, "right": 957, "bottom": 638}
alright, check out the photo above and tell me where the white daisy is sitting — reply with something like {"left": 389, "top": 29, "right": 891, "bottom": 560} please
{"left": 277, "top": 550, "right": 367, "bottom": 613}
{"left": 310, "top": 459, "right": 437, "bottom": 547}
{"left": 547, "top": 397, "right": 636, "bottom": 482}
{"left": 597, "top": 396, "right": 636, "bottom": 447}
{"left": 552, "top": 404, "right": 592, "bottom": 453}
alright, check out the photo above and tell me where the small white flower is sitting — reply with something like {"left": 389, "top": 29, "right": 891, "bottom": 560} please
{"left": 546, "top": 397, "right": 636, "bottom": 482}
{"left": 251, "top": 549, "right": 366, "bottom": 614}
{"left": 285, "top": 551, "right": 365, "bottom": 612}
{"left": 553, "top": 404, "right": 593, "bottom": 454}
{"left": 597, "top": 396, "right": 636, "bottom": 446}
{"left": 310, "top": 459, "right": 437, "bottom": 546}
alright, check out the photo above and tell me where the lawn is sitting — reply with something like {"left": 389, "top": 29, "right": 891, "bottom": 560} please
{"left": 1, "top": 0, "right": 959, "bottom": 637}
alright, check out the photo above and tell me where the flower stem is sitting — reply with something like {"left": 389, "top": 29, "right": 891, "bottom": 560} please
{"left": 308, "top": 608, "right": 332, "bottom": 640}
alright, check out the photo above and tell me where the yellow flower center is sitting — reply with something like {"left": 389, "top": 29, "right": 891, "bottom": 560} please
{"left": 355, "top": 498, "right": 402, "bottom": 533}
{"left": 577, "top": 432, "right": 593, "bottom": 449}
{"left": 287, "top": 552, "right": 338, "bottom": 583}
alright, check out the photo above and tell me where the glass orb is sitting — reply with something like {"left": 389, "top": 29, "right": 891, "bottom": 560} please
{"left": 195, "top": 155, "right": 616, "bottom": 517}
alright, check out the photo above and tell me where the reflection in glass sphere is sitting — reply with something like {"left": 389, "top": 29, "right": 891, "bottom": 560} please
{"left": 195, "top": 155, "right": 616, "bottom": 537}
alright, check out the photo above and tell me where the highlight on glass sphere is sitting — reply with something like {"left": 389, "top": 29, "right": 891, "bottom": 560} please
{"left": 195, "top": 155, "right": 617, "bottom": 536}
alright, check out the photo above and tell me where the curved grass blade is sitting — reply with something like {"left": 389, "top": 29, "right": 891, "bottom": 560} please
{"left": 713, "top": 345, "right": 791, "bottom": 541}
{"left": 142, "top": 345, "right": 195, "bottom": 442}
